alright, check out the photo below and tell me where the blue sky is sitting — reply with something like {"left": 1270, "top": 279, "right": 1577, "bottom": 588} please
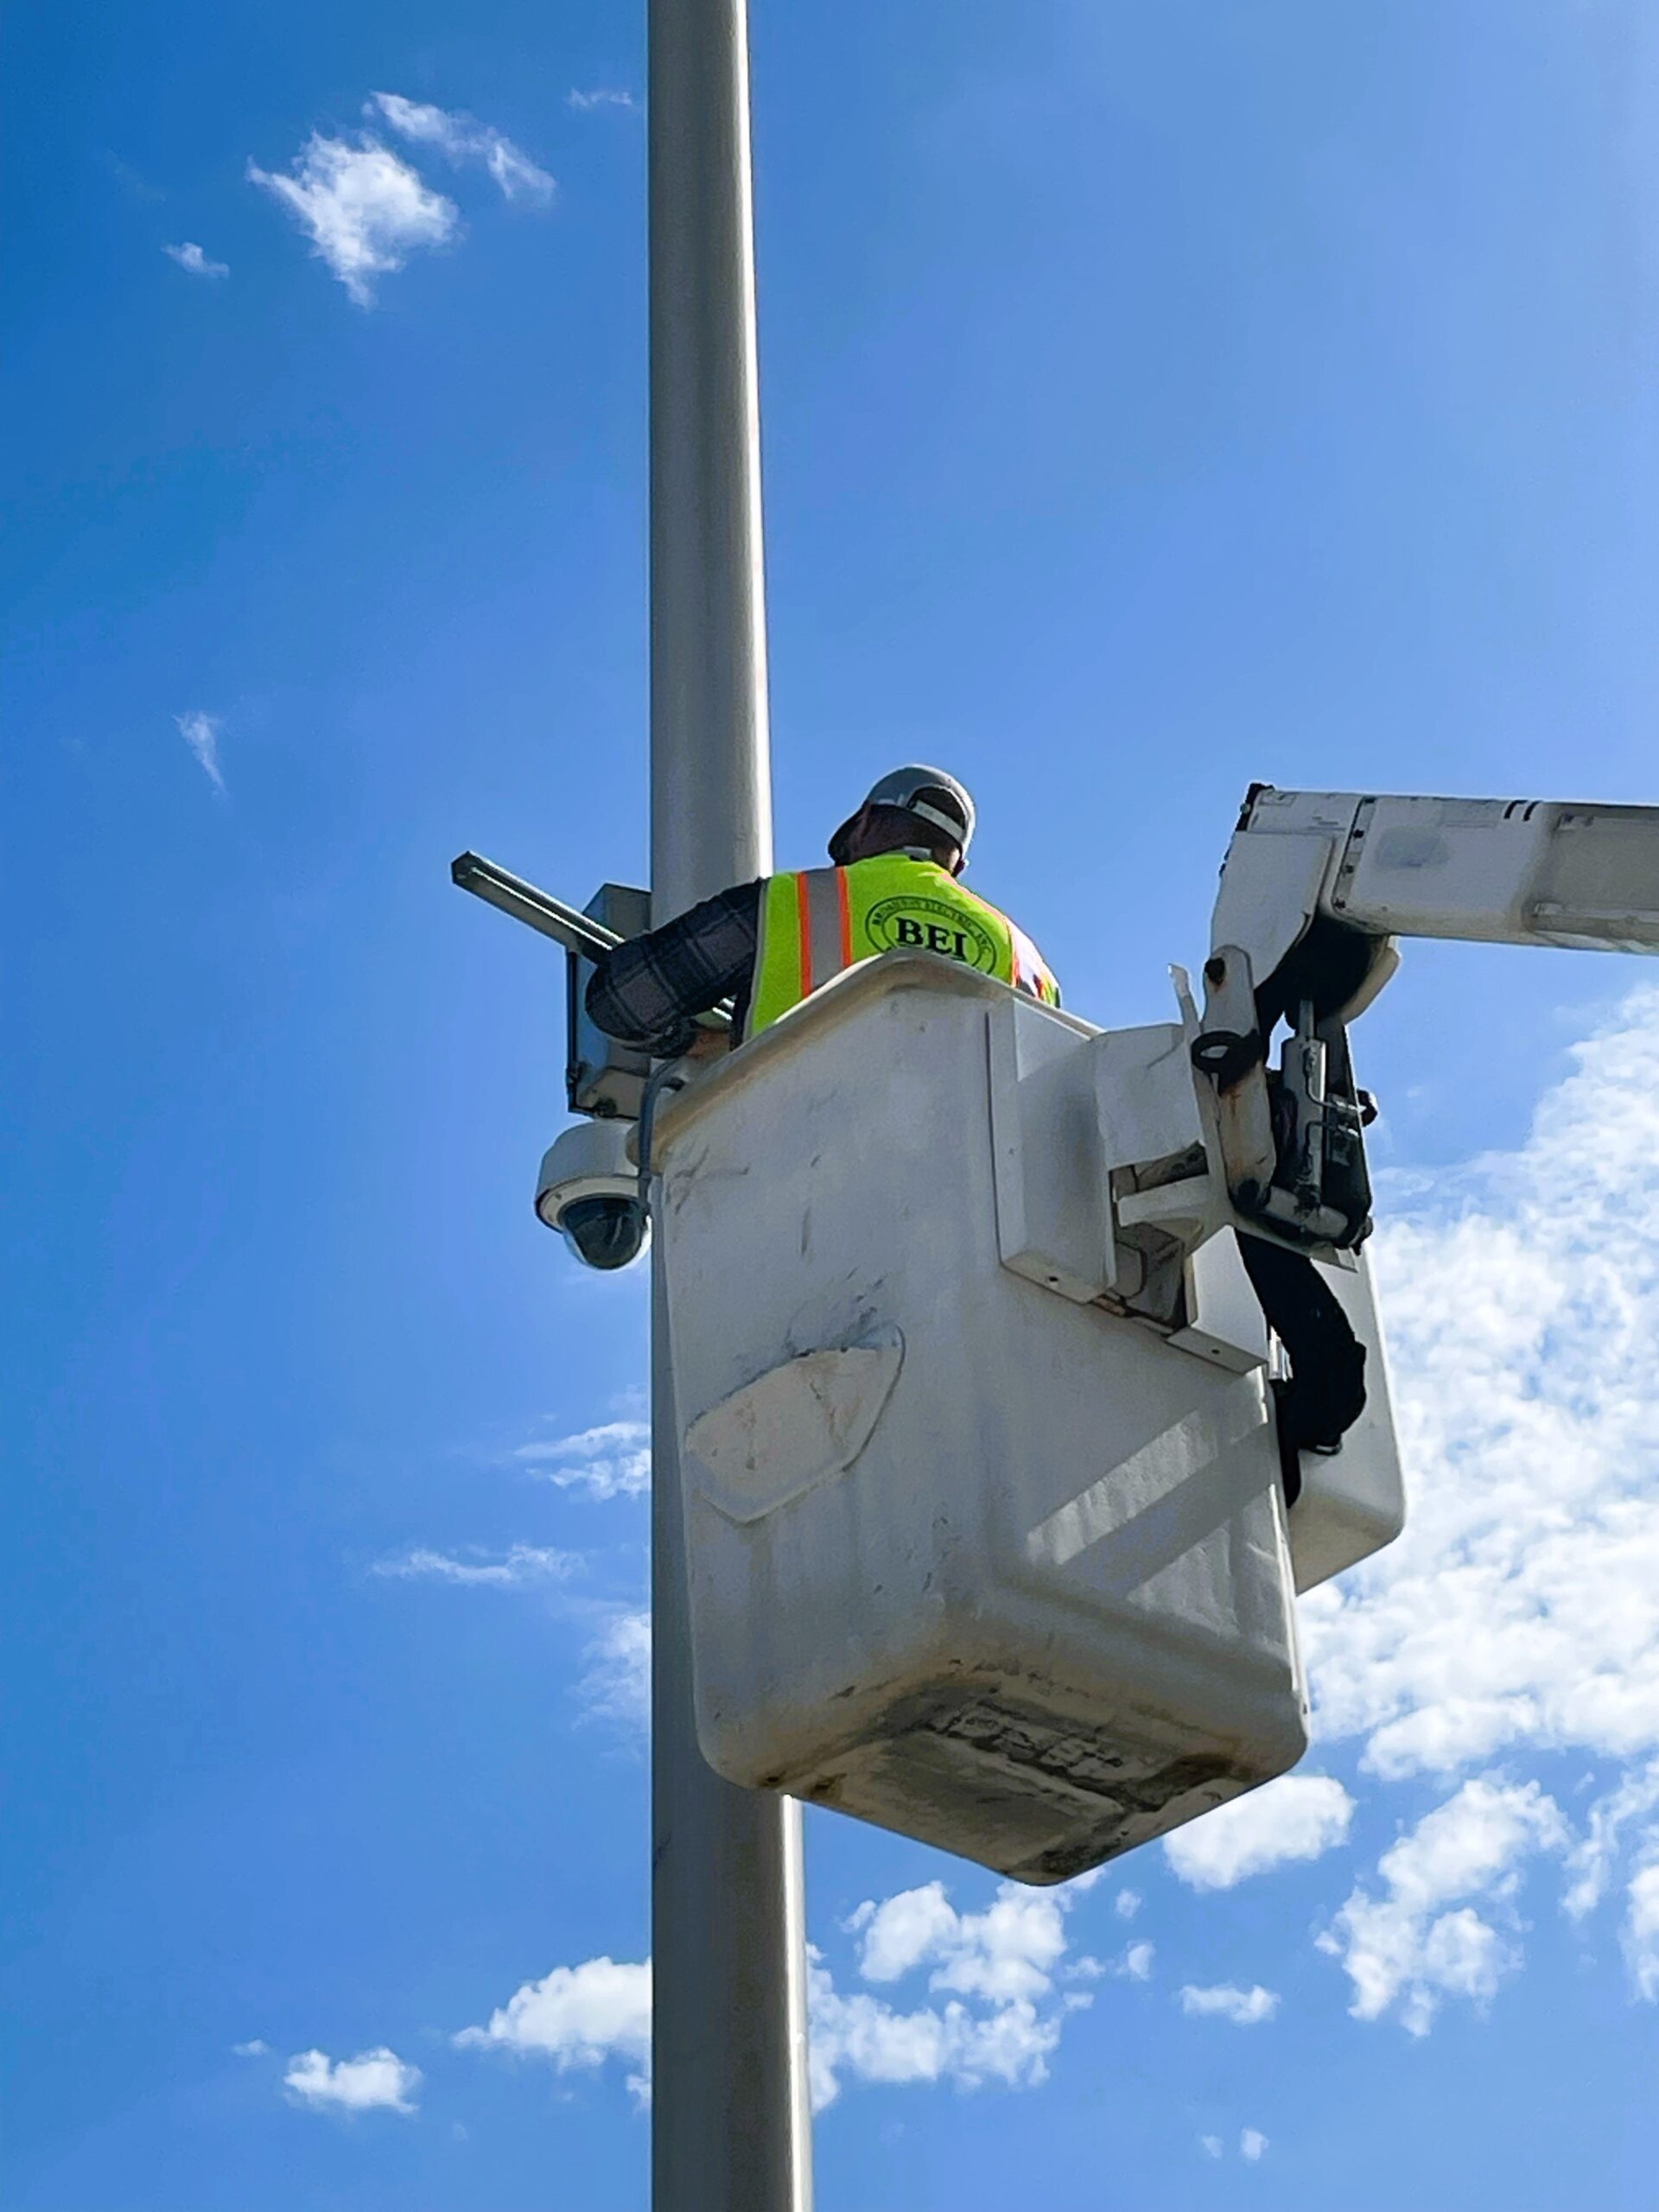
{"left": 6, "top": 3, "right": 1659, "bottom": 2205}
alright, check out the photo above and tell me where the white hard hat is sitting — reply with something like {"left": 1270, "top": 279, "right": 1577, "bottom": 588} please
{"left": 829, "top": 766, "right": 977, "bottom": 865}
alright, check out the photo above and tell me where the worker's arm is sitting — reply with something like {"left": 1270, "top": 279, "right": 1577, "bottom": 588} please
{"left": 586, "top": 880, "right": 764, "bottom": 1058}
{"left": 1009, "top": 920, "right": 1061, "bottom": 1010}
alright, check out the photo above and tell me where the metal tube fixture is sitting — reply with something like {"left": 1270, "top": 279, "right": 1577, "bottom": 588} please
{"left": 648, "top": 1, "right": 813, "bottom": 2207}
{"left": 451, "top": 852, "right": 733, "bottom": 1033}
{"left": 450, "top": 851, "right": 624, "bottom": 960}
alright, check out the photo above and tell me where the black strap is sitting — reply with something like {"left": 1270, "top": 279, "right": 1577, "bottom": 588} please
{"left": 1238, "top": 1237, "right": 1368, "bottom": 1507}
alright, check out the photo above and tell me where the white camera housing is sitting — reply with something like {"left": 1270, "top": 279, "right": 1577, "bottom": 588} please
{"left": 535, "top": 1119, "right": 649, "bottom": 1271}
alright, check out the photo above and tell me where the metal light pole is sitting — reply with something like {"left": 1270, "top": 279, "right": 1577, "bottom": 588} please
{"left": 648, "top": 3, "right": 814, "bottom": 2208}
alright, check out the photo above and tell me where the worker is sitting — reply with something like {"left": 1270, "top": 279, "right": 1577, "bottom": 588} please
{"left": 585, "top": 766, "right": 1059, "bottom": 1059}
{"left": 586, "top": 764, "right": 1363, "bottom": 1488}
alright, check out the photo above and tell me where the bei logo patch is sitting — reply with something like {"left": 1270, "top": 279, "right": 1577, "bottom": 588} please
{"left": 862, "top": 895, "right": 1000, "bottom": 974}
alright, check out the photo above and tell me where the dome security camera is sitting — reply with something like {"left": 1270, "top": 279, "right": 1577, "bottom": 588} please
{"left": 535, "top": 1120, "right": 649, "bottom": 1272}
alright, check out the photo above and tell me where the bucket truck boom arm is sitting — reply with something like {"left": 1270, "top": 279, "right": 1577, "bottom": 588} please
{"left": 1196, "top": 785, "right": 1659, "bottom": 1251}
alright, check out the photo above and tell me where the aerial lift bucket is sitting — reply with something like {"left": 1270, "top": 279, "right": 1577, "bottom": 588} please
{"left": 648, "top": 954, "right": 1389, "bottom": 1881}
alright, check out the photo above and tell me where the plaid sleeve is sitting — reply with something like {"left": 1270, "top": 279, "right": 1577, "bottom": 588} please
{"left": 584, "top": 880, "right": 763, "bottom": 1058}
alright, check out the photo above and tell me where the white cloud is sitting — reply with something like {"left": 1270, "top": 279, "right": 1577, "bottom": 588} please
{"left": 1199, "top": 2127, "right": 1269, "bottom": 2162}
{"left": 846, "top": 1879, "right": 1071, "bottom": 2005}
{"left": 568, "top": 87, "right": 638, "bottom": 112}
{"left": 1178, "top": 1983, "right": 1280, "bottom": 2026}
{"left": 462, "top": 1870, "right": 1111, "bottom": 2120}
{"left": 849, "top": 1883, "right": 963, "bottom": 1985}
{"left": 576, "top": 1606, "right": 651, "bottom": 1731}
{"left": 1565, "top": 1763, "right": 1659, "bottom": 1920}
{"left": 164, "top": 240, "right": 228, "bottom": 277}
{"left": 456, "top": 1956, "right": 652, "bottom": 2103}
{"left": 1362, "top": 1778, "right": 1565, "bottom": 1918}
{"left": 807, "top": 1950, "right": 1077, "bottom": 2113}
{"left": 174, "top": 711, "right": 226, "bottom": 794}
{"left": 248, "top": 133, "right": 458, "bottom": 306}
{"left": 1122, "top": 1941, "right": 1154, "bottom": 1982}
{"left": 1318, "top": 1777, "right": 1566, "bottom": 2035}
{"left": 486, "top": 140, "right": 553, "bottom": 202}
{"left": 514, "top": 1419, "right": 651, "bottom": 1499}
{"left": 810, "top": 1873, "right": 1109, "bottom": 2110}
{"left": 370, "top": 1543, "right": 576, "bottom": 1587}
{"left": 367, "top": 93, "right": 554, "bottom": 203}
{"left": 1302, "top": 991, "right": 1659, "bottom": 1808}
{"left": 1163, "top": 1776, "right": 1355, "bottom": 1891}
{"left": 232, "top": 2038, "right": 270, "bottom": 2057}
{"left": 283, "top": 2047, "right": 421, "bottom": 2114}
{"left": 1114, "top": 1888, "right": 1141, "bottom": 1920}
{"left": 1623, "top": 1862, "right": 1659, "bottom": 1999}
{"left": 105, "top": 151, "right": 165, "bottom": 202}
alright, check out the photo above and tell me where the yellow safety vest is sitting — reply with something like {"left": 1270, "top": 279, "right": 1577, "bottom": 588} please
{"left": 747, "top": 855, "right": 1060, "bottom": 1040}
